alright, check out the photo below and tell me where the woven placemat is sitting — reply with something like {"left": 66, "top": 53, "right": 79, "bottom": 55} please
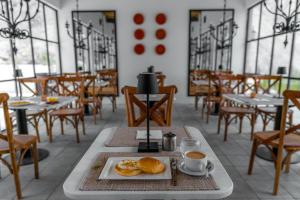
{"left": 105, "top": 127, "right": 190, "bottom": 147}
{"left": 80, "top": 152, "right": 219, "bottom": 191}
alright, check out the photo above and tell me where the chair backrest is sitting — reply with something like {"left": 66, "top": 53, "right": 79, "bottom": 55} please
{"left": 96, "top": 69, "right": 117, "bottom": 87}
{"left": 190, "top": 69, "right": 211, "bottom": 81}
{"left": 17, "top": 78, "right": 39, "bottom": 97}
{"left": 57, "top": 76, "right": 83, "bottom": 98}
{"left": 253, "top": 75, "right": 281, "bottom": 95}
{"left": 121, "top": 85, "right": 177, "bottom": 127}
{"left": 0, "top": 93, "right": 16, "bottom": 159}
{"left": 156, "top": 74, "right": 166, "bottom": 87}
{"left": 81, "top": 75, "right": 97, "bottom": 100}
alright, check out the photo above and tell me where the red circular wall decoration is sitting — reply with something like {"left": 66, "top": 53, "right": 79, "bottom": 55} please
{"left": 155, "top": 44, "right": 166, "bottom": 55}
{"left": 155, "top": 29, "right": 167, "bottom": 40}
{"left": 134, "top": 29, "right": 145, "bottom": 40}
{"left": 134, "top": 44, "right": 145, "bottom": 55}
{"left": 156, "top": 13, "right": 167, "bottom": 25}
{"left": 133, "top": 13, "right": 144, "bottom": 25}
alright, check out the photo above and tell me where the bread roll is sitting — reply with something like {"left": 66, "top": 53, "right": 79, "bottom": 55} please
{"left": 137, "top": 157, "right": 165, "bottom": 174}
{"left": 114, "top": 160, "right": 142, "bottom": 177}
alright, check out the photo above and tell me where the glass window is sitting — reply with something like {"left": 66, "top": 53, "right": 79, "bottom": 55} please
{"left": 0, "top": 38, "right": 14, "bottom": 80}
{"left": 245, "top": 41, "right": 258, "bottom": 74}
{"left": 33, "top": 39, "right": 49, "bottom": 74}
{"left": 260, "top": 2, "right": 276, "bottom": 38}
{"left": 291, "top": 32, "right": 300, "bottom": 78}
{"left": 257, "top": 38, "right": 273, "bottom": 75}
{"left": 45, "top": 6, "right": 58, "bottom": 42}
{"left": 30, "top": 1, "right": 46, "bottom": 39}
{"left": 0, "top": 81, "right": 16, "bottom": 97}
{"left": 15, "top": 39, "right": 34, "bottom": 78}
{"left": 272, "top": 34, "right": 292, "bottom": 75}
{"left": 247, "top": 4, "right": 260, "bottom": 41}
{"left": 48, "top": 43, "right": 60, "bottom": 74}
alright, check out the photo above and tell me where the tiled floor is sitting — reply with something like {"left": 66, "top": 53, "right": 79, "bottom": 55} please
{"left": 1, "top": 103, "right": 300, "bottom": 200}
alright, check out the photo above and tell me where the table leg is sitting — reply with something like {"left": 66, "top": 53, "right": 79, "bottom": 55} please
{"left": 256, "top": 105, "right": 300, "bottom": 164}
{"left": 195, "top": 96, "right": 199, "bottom": 110}
{"left": 15, "top": 109, "right": 49, "bottom": 166}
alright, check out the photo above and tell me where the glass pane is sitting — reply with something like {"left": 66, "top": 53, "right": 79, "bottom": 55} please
{"left": 33, "top": 40, "right": 49, "bottom": 74}
{"left": 45, "top": 6, "right": 58, "bottom": 42}
{"left": 272, "top": 34, "right": 292, "bottom": 75}
{"left": 0, "top": 38, "right": 14, "bottom": 80}
{"left": 260, "top": 2, "right": 275, "bottom": 38}
{"left": 0, "top": 81, "right": 16, "bottom": 97}
{"left": 48, "top": 43, "right": 60, "bottom": 74}
{"left": 30, "top": 1, "right": 46, "bottom": 39}
{"left": 247, "top": 5, "right": 260, "bottom": 41}
{"left": 245, "top": 41, "right": 258, "bottom": 74}
{"left": 291, "top": 32, "right": 300, "bottom": 78}
{"left": 289, "top": 79, "right": 300, "bottom": 91}
{"left": 257, "top": 38, "right": 272, "bottom": 75}
{"left": 15, "top": 39, "right": 34, "bottom": 78}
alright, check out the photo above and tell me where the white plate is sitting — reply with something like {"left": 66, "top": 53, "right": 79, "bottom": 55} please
{"left": 136, "top": 130, "right": 163, "bottom": 140}
{"left": 98, "top": 157, "right": 171, "bottom": 180}
{"left": 178, "top": 160, "right": 214, "bottom": 176}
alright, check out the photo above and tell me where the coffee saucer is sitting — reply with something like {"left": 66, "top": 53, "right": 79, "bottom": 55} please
{"left": 178, "top": 160, "right": 214, "bottom": 176}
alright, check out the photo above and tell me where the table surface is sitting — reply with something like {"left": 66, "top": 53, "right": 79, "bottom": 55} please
{"left": 8, "top": 96, "right": 77, "bottom": 110}
{"left": 223, "top": 94, "right": 284, "bottom": 106}
{"left": 63, "top": 126, "right": 233, "bottom": 200}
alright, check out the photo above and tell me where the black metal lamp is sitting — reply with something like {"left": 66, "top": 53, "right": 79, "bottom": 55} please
{"left": 15, "top": 69, "right": 23, "bottom": 98}
{"left": 147, "top": 66, "right": 155, "bottom": 73}
{"left": 137, "top": 72, "right": 159, "bottom": 152}
{"left": 277, "top": 66, "right": 287, "bottom": 98}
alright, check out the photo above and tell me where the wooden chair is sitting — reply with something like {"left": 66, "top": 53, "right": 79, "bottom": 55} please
{"left": 248, "top": 90, "right": 300, "bottom": 195}
{"left": 96, "top": 70, "right": 118, "bottom": 112}
{"left": 190, "top": 69, "right": 211, "bottom": 110}
{"left": 254, "top": 75, "right": 293, "bottom": 131}
{"left": 217, "top": 74, "right": 257, "bottom": 141}
{"left": 0, "top": 93, "right": 39, "bottom": 199}
{"left": 13, "top": 78, "right": 50, "bottom": 142}
{"left": 201, "top": 73, "right": 221, "bottom": 123}
{"left": 63, "top": 72, "right": 90, "bottom": 77}
{"left": 82, "top": 75, "right": 102, "bottom": 123}
{"left": 121, "top": 85, "right": 177, "bottom": 127}
{"left": 48, "top": 76, "right": 85, "bottom": 143}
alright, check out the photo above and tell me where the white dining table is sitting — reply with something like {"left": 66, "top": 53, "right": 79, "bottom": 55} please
{"left": 63, "top": 126, "right": 233, "bottom": 200}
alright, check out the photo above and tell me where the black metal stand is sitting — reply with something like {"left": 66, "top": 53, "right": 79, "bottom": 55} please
{"left": 138, "top": 93, "right": 159, "bottom": 153}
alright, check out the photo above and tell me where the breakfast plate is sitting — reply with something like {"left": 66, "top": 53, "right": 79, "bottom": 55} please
{"left": 98, "top": 157, "right": 171, "bottom": 180}
{"left": 9, "top": 100, "right": 35, "bottom": 107}
{"left": 178, "top": 160, "right": 214, "bottom": 176}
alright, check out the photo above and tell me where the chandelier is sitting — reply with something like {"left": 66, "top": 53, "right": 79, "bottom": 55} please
{"left": 264, "top": 0, "right": 300, "bottom": 47}
{"left": 65, "top": 0, "right": 93, "bottom": 51}
{"left": 209, "top": 0, "right": 239, "bottom": 48}
{"left": 0, "top": 0, "right": 40, "bottom": 54}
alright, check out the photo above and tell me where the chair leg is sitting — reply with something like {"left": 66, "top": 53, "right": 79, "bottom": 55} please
{"left": 250, "top": 114, "right": 256, "bottom": 140}
{"left": 285, "top": 152, "right": 292, "bottom": 174}
{"left": 201, "top": 100, "right": 205, "bottom": 120}
{"left": 239, "top": 116, "right": 243, "bottom": 134}
{"left": 49, "top": 116, "right": 53, "bottom": 143}
{"left": 44, "top": 111, "right": 50, "bottom": 137}
{"left": 10, "top": 150, "right": 22, "bottom": 199}
{"left": 60, "top": 117, "right": 64, "bottom": 135}
{"left": 217, "top": 111, "right": 222, "bottom": 134}
{"left": 33, "top": 116, "right": 41, "bottom": 143}
{"left": 74, "top": 117, "right": 80, "bottom": 143}
{"left": 31, "top": 143, "right": 39, "bottom": 179}
{"left": 248, "top": 139, "right": 258, "bottom": 175}
{"left": 273, "top": 153, "right": 283, "bottom": 195}
{"left": 81, "top": 115, "right": 86, "bottom": 135}
{"left": 224, "top": 115, "right": 229, "bottom": 142}
{"left": 206, "top": 103, "right": 211, "bottom": 124}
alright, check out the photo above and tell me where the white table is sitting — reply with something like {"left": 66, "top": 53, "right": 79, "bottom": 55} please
{"left": 63, "top": 126, "right": 233, "bottom": 200}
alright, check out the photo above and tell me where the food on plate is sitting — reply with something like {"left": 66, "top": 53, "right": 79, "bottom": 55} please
{"left": 250, "top": 92, "right": 257, "bottom": 98}
{"left": 10, "top": 101, "right": 33, "bottom": 107}
{"left": 114, "top": 160, "right": 142, "bottom": 177}
{"left": 46, "top": 97, "right": 59, "bottom": 103}
{"left": 137, "top": 157, "right": 165, "bottom": 174}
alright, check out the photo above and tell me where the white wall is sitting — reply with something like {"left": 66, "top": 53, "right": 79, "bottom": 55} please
{"left": 58, "top": 0, "right": 248, "bottom": 103}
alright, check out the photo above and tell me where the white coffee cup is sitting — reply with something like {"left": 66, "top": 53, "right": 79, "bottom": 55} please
{"left": 184, "top": 151, "right": 207, "bottom": 172}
